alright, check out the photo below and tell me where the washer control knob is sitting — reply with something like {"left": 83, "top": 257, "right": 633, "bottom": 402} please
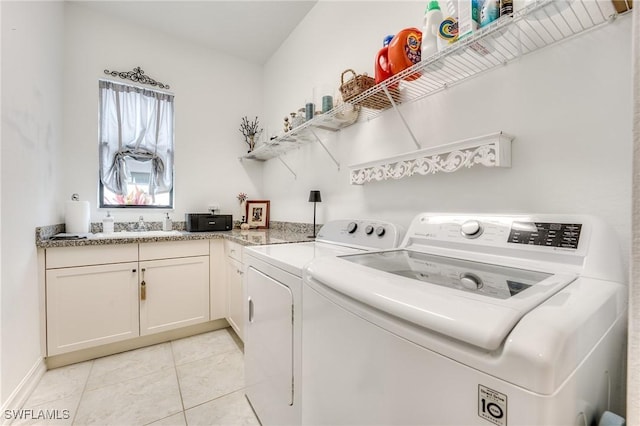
{"left": 347, "top": 222, "right": 358, "bottom": 234}
{"left": 460, "top": 220, "right": 483, "bottom": 238}
{"left": 460, "top": 273, "right": 483, "bottom": 290}
{"left": 365, "top": 225, "right": 374, "bottom": 235}
{"left": 375, "top": 226, "right": 386, "bottom": 237}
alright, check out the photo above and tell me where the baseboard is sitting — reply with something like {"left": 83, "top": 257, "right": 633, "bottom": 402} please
{"left": 46, "top": 319, "right": 230, "bottom": 369}
{"left": 0, "top": 357, "right": 46, "bottom": 425}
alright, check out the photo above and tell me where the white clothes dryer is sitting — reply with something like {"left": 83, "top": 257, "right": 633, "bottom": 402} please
{"left": 243, "top": 219, "right": 402, "bottom": 425}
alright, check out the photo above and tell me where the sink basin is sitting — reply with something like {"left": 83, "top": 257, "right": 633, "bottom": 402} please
{"left": 93, "top": 230, "right": 183, "bottom": 239}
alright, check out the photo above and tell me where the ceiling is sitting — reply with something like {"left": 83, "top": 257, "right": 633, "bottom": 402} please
{"left": 74, "top": 1, "right": 318, "bottom": 65}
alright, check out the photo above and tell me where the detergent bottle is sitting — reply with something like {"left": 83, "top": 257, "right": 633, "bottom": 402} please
{"left": 422, "top": 1, "right": 444, "bottom": 61}
{"left": 388, "top": 28, "right": 422, "bottom": 81}
{"left": 374, "top": 35, "right": 395, "bottom": 84}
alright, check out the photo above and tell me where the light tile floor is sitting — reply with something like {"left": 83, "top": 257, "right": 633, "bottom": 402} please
{"left": 16, "top": 328, "right": 260, "bottom": 426}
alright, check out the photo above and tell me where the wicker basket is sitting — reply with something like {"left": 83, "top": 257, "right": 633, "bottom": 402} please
{"left": 339, "top": 69, "right": 393, "bottom": 110}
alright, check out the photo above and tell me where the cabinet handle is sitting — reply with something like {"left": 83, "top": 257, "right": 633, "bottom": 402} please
{"left": 237, "top": 269, "right": 244, "bottom": 275}
{"left": 248, "top": 297, "right": 254, "bottom": 323}
{"left": 140, "top": 268, "right": 146, "bottom": 301}
{"left": 140, "top": 280, "right": 146, "bottom": 300}
{"left": 132, "top": 268, "right": 137, "bottom": 273}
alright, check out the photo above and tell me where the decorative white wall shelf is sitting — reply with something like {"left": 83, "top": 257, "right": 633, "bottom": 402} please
{"left": 240, "top": 0, "right": 627, "bottom": 178}
{"left": 349, "top": 132, "right": 514, "bottom": 185}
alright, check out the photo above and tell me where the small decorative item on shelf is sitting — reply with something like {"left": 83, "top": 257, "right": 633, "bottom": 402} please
{"left": 246, "top": 200, "right": 270, "bottom": 229}
{"left": 283, "top": 116, "right": 290, "bottom": 133}
{"left": 322, "top": 95, "right": 333, "bottom": 113}
{"left": 239, "top": 116, "right": 263, "bottom": 153}
{"left": 292, "top": 108, "right": 305, "bottom": 128}
{"left": 237, "top": 192, "right": 248, "bottom": 226}
{"left": 339, "top": 69, "right": 394, "bottom": 110}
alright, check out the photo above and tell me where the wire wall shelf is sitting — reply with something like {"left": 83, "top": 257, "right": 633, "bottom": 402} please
{"left": 240, "top": 0, "right": 629, "bottom": 168}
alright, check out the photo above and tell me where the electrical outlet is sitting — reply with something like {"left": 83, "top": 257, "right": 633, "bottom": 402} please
{"left": 208, "top": 203, "right": 220, "bottom": 213}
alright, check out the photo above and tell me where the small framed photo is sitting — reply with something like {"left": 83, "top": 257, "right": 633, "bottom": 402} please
{"left": 246, "top": 200, "right": 270, "bottom": 229}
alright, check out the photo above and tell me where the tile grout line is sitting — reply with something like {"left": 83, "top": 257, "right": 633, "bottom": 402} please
{"left": 81, "top": 343, "right": 176, "bottom": 393}
{"left": 71, "top": 360, "right": 95, "bottom": 425}
{"left": 169, "top": 340, "right": 188, "bottom": 425}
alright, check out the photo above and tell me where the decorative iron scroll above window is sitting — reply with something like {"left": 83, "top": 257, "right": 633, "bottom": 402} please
{"left": 98, "top": 80, "right": 174, "bottom": 208}
{"left": 103, "top": 66, "right": 170, "bottom": 89}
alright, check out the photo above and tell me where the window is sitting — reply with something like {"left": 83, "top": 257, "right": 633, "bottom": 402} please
{"left": 98, "top": 80, "right": 174, "bottom": 208}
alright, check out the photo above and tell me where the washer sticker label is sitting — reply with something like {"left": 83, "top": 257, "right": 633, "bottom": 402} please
{"left": 478, "top": 385, "right": 507, "bottom": 426}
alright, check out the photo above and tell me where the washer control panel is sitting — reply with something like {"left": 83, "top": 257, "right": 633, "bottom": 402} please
{"left": 316, "top": 219, "right": 403, "bottom": 250}
{"left": 404, "top": 213, "right": 590, "bottom": 255}
{"left": 507, "top": 222, "right": 582, "bottom": 249}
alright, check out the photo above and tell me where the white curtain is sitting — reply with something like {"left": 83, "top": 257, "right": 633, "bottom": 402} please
{"left": 99, "top": 80, "right": 174, "bottom": 198}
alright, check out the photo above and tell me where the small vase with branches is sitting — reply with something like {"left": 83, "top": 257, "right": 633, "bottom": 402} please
{"left": 239, "top": 116, "right": 263, "bottom": 153}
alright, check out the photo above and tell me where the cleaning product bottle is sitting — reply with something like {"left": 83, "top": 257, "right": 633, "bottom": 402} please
{"left": 422, "top": 0, "right": 444, "bottom": 62}
{"left": 102, "top": 211, "right": 114, "bottom": 234}
{"left": 437, "top": 0, "right": 459, "bottom": 51}
{"left": 388, "top": 28, "right": 423, "bottom": 81}
{"left": 163, "top": 212, "right": 172, "bottom": 231}
{"left": 374, "top": 35, "right": 395, "bottom": 84}
{"left": 480, "top": 0, "right": 500, "bottom": 27}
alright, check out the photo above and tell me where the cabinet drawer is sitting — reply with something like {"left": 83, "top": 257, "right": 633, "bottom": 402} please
{"left": 46, "top": 244, "right": 138, "bottom": 269}
{"left": 225, "top": 240, "right": 243, "bottom": 263}
{"left": 139, "top": 240, "right": 209, "bottom": 261}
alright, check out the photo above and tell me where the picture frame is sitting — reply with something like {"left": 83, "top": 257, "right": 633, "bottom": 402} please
{"left": 246, "top": 200, "right": 270, "bottom": 229}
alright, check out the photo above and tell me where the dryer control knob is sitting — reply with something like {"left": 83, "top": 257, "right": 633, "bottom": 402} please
{"left": 347, "top": 222, "right": 358, "bottom": 234}
{"left": 365, "top": 225, "right": 374, "bottom": 235}
{"left": 375, "top": 226, "right": 386, "bottom": 237}
{"left": 460, "top": 273, "right": 483, "bottom": 290}
{"left": 460, "top": 220, "right": 483, "bottom": 238}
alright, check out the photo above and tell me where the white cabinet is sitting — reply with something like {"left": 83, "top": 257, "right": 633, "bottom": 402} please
{"left": 139, "top": 256, "right": 210, "bottom": 336}
{"left": 139, "top": 240, "right": 210, "bottom": 336}
{"left": 46, "top": 240, "right": 211, "bottom": 355}
{"left": 225, "top": 240, "right": 244, "bottom": 341}
{"left": 45, "top": 245, "right": 139, "bottom": 356}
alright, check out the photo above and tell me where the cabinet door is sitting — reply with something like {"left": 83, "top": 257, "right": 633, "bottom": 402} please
{"left": 46, "top": 262, "right": 139, "bottom": 356}
{"left": 139, "top": 256, "right": 210, "bottom": 336}
{"left": 226, "top": 256, "right": 244, "bottom": 340}
{"left": 245, "top": 267, "right": 294, "bottom": 425}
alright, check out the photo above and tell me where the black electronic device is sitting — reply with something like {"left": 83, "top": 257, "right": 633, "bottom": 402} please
{"left": 185, "top": 213, "right": 233, "bottom": 232}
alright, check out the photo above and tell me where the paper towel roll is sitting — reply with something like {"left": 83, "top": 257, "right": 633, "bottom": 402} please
{"left": 65, "top": 200, "right": 90, "bottom": 234}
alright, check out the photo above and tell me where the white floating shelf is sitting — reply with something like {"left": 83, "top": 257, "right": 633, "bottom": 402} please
{"left": 349, "top": 132, "right": 514, "bottom": 185}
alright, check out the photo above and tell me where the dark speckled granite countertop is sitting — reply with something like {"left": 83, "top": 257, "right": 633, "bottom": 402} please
{"left": 36, "top": 221, "right": 317, "bottom": 249}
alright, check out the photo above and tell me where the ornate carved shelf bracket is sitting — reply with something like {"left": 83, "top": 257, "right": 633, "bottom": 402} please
{"left": 104, "top": 66, "right": 170, "bottom": 89}
{"left": 349, "top": 132, "right": 514, "bottom": 185}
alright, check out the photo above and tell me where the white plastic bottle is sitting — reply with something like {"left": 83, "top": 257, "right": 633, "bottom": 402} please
{"left": 422, "top": 0, "right": 444, "bottom": 62}
{"left": 102, "top": 211, "right": 114, "bottom": 234}
{"left": 163, "top": 212, "right": 172, "bottom": 231}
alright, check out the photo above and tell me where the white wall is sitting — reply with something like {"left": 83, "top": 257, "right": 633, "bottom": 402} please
{"left": 263, "top": 2, "right": 632, "bottom": 265}
{"left": 629, "top": 3, "right": 639, "bottom": 424}
{"left": 1, "top": 0, "right": 64, "bottom": 406}
{"left": 63, "top": 3, "right": 265, "bottom": 224}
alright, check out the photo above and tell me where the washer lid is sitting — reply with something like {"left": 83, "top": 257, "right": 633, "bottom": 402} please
{"left": 304, "top": 250, "right": 577, "bottom": 351}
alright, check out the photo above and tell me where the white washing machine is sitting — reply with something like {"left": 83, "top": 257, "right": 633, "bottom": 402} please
{"left": 243, "top": 219, "right": 402, "bottom": 426}
{"left": 302, "top": 213, "right": 627, "bottom": 426}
